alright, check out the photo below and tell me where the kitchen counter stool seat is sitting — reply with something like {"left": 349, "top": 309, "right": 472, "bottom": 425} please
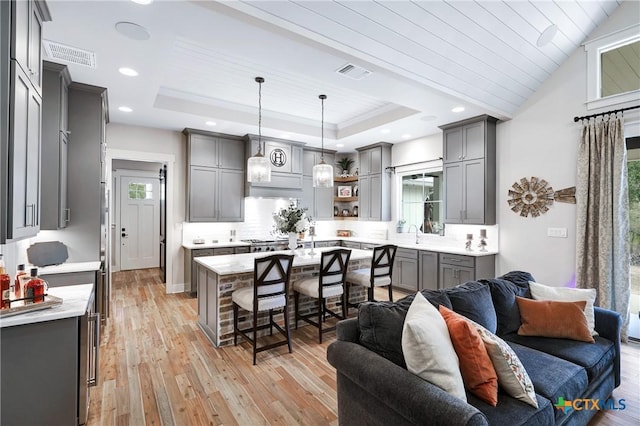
{"left": 346, "top": 244, "right": 397, "bottom": 304}
{"left": 232, "top": 254, "right": 294, "bottom": 365}
{"left": 293, "top": 248, "right": 351, "bottom": 343}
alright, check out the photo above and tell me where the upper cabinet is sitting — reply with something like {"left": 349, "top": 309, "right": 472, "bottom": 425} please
{"left": 440, "top": 115, "right": 497, "bottom": 225}
{"left": 0, "top": 0, "right": 51, "bottom": 243}
{"left": 41, "top": 61, "right": 71, "bottom": 230}
{"left": 184, "top": 129, "right": 245, "bottom": 222}
{"left": 301, "top": 148, "right": 336, "bottom": 221}
{"left": 356, "top": 143, "right": 392, "bottom": 221}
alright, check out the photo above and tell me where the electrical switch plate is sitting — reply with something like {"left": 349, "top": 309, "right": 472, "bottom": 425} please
{"left": 547, "top": 227, "right": 568, "bottom": 238}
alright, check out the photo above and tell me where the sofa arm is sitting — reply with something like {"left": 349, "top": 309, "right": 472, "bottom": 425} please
{"left": 327, "top": 340, "right": 487, "bottom": 426}
{"left": 594, "top": 307, "right": 622, "bottom": 387}
{"left": 336, "top": 318, "right": 359, "bottom": 343}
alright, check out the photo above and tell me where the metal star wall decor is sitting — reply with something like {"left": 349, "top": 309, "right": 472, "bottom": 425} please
{"left": 507, "top": 177, "right": 576, "bottom": 217}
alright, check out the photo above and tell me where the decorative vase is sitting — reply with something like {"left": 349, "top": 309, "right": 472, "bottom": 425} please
{"left": 288, "top": 232, "right": 298, "bottom": 252}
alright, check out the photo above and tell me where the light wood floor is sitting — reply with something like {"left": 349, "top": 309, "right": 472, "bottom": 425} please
{"left": 89, "top": 268, "right": 640, "bottom": 425}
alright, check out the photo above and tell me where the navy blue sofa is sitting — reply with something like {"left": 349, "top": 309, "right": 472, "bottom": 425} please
{"left": 327, "top": 271, "right": 622, "bottom": 426}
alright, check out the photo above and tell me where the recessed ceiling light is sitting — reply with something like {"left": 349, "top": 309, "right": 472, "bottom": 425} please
{"left": 451, "top": 106, "right": 465, "bottom": 113}
{"left": 118, "top": 106, "right": 133, "bottom": 113}
{"left": 381, "top": 129, "right": 391, "bottom": 134}
{"left": 205, "top": 121, "right": 216, "bottom": 126}
{"left": 118, "top": 67, "right": 138, "bottom": 77}
{"left": 402, "top": 134, "right": 412, "bottom": 139}
{"left": 131, "top": 0, "right": 153, "bottom": 5}
{"left": 336, "top": 143, "right": 344, "bottom": 148}
{"left": 537, "top": 24, "right": 558, "bottom": 47}
{"left": 115, "top": 22, "right": 151, "bottom": 41}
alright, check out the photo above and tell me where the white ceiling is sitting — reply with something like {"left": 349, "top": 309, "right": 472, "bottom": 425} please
{"left": 42, "top": 0, "right": 622, "bottom": 152}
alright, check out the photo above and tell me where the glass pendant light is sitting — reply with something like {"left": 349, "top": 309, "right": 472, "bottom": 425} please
{"left": 312, "top": 94, "right": 333, "bottom": 188}
{"left": 247, "top": 77, "right": 271, "bottom": 183}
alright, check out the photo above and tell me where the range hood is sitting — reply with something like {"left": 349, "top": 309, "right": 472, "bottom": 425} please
{"left": 245, "top": 172, "right": 303, "bottom": 198}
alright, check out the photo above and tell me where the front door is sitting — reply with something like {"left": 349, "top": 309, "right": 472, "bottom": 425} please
{"left": 119, "top": 175, "right": 160, "bottom": 270}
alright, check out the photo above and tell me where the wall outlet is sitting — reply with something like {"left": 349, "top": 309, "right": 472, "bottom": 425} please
{"left": 547, "top": 227, "right": 568, "bottom": 238}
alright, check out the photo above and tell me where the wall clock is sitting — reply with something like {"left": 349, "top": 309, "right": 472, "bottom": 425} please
{"left": 507, "top": 177, "right": 575, "bottom": 217}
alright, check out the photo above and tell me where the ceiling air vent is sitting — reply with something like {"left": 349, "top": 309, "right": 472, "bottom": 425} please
{"left": 336, "top": 63, "right": 372, "bottom": 80}
{"left": 43, "top": 40, "right": 96, "bottom": 69}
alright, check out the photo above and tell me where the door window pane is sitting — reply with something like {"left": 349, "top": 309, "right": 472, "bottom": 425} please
{"left": 128, "top": 182, "right": 153, "bottom": 200}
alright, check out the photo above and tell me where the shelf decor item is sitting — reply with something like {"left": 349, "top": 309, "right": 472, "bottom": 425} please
{"left": 273, "top": 203, "right": 309, "bottom": 252}
{"left": 247, "top": 77, "right": 271, "bottom": 183}
{"left": 336, "top": 157, "right": 355, "bottom": 177}
{"left": 312, "top": 94, "right": 334, "bottom": 188}
{"left": 338, "top": 186, "right": 352, "bottom": 197}
{"left": 478, "top": 229, "right": 488, "bottom": 252}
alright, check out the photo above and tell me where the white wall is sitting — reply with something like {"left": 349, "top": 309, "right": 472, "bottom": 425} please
{"left": 106, "top": 123, "right": 186, "bottom": 291}
{"left": 496, "top": 0, "right": 640, "bottom": 285}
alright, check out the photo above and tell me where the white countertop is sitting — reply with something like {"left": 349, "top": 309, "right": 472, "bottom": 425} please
{"left": 0, "top": 284, "right": 94, "bottom": 328}
{"left": 36, "top": 261, "right": 101, "bottom": 275}
{"left": 182, "top": 241, "right": 251, "bottom": 250}
{"left": 195, "top": 247, "right": 372, "bottom": 275}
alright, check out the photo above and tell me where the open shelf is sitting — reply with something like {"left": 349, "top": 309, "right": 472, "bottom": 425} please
{"left": 334, "top": 176, "right": 359, "bottom": 183}
{"left": 334, "top": 216, "right": 358, "bottom": 220}
{"left": 334, "top": 196, "right": 358, "bottom": 202}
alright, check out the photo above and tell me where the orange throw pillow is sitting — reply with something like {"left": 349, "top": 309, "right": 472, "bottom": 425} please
{"left": 515, "top": 297, "right": 595, "bottom": 343}
{"left": 439, "top": 305, "right": 498, "bottom": 406}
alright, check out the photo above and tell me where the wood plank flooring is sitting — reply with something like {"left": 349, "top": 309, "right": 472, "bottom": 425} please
{"left": 89, "top": 268, "right": 640, "bottom": 425}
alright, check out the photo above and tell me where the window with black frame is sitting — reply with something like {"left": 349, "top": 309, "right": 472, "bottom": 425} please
{"left": 401, "top": 171, "right": 443, "bottom": 234}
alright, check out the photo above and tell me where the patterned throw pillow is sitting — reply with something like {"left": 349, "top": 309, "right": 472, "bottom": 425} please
{"left": 472, "top": 324, "right": 538, "bottom": 408}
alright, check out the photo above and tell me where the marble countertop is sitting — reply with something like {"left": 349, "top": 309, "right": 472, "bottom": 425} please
{"left": 0, "top": 284, "right": 94, "bottom": 328}
{"left": 183, "top": 236, "right": 496, "bottom": 257}
{"left": 36, "top": 261, "right": 101, "bottom": 275}
{"left": 195, "top": 247, "right": 372, "bottom": 275}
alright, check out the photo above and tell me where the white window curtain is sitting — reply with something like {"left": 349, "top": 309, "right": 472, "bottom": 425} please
{"left": 575, "top": 116, "right": 631, "bottom": 341}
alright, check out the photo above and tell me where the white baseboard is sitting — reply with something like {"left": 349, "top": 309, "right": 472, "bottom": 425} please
{"left": 166, "top": 281, "right": 187, "bottom": 294}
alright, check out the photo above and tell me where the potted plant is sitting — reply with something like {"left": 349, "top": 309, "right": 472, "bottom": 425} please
{"left": 336, "top": 157, "right": 355, "bottom": 177}
{"left": 396, "top": 219, "right": 406, "bottom": 233}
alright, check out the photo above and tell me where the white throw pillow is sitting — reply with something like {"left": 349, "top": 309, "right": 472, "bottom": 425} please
{"left": 401, "top": 292, "right": 466, "bottom": 401}
{"left": 528, "top": 281, "right": 597, "bottom": 336}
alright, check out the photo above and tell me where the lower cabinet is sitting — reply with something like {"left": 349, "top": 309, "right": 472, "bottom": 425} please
{"left": 419, "top": 250, "right": 438, "bottom": 291}
{"left": 392, "top": 248, "right": 418, "bottom": 292}
{"left": 438, "top": 253, "right": 495, "bottom": 289}
{"left": 341, "top": 241, "right": 361, "bottom": 249}
{"left": 314, "top": 240, "right": 340, "bottom": 248}
{"left": 185, "top": 246, "right": 249, "bottom": 296}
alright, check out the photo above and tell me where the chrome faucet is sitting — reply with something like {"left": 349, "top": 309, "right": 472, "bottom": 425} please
{"left": 407, "top": 224, "right": 421, "bottom": 244}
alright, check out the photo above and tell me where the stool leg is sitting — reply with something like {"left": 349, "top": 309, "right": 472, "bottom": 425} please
{"left": 294, "top": 291, "right": 300, "bottom": 330}
{"left": 233, "top": 303, "right": 239, "bottom": 346}
{"left": 388, "top": 284, "right": 393, "bottom": 302}
{"left": 368, "top": 286, "right": 374, "bottom": 302}
{"left": 318, "top": 296, "right": 323, "bottom": 344}
{"left": 283, "top": 303, "right": 293, "bottom": 354}
{"left": 341, "top": 291, "right": 347, "bottom": 320}
{"left": 252, "top": 309, "right": 258, "bottom": 365}
{"left": 269, "top": 309, "right": 274, "bottom": 336}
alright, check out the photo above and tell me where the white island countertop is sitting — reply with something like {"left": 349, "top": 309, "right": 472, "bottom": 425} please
{"left": 36, "top": 261, "right": 101, "bottom": 275}
{"left": 0, "top": 284, "right": 94, "bottom": 328}
{"left": 195, "top": 247, "right": 372, "bottom": 275}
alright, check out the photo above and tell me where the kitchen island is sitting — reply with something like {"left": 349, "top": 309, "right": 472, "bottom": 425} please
{"left": 195, "top": 247, "right": 372, "bottom": 347}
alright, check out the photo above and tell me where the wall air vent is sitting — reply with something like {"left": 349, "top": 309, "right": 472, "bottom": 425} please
{"left": 336, "top": 63, "right": 372, "bottom": 80}
{"left": 43, "top": 40, "right": 97, "bottom": 69}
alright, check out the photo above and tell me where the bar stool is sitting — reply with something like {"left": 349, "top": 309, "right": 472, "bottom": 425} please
{"left": 232, "top": 254, "right": 294, "bottom": 365}
{"left": 293, "top": 248, "right": 351, "bottom": 343}
{"left": 346, "top": 244, "right": 397, "bottom": 305}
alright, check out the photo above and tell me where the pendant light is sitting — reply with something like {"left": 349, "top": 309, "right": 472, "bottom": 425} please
{"left": 247, "top": 76, "right": 271, "bottom": 183}
{"left": 312, "top": 94, "right": 334, "bottom": 188}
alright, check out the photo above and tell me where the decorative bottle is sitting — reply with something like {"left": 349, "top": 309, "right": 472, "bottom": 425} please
{"left": 14, "top": 264, "right": 27, "bottom": 299}
{"left": 0, "top": 254, "right": 10, "bottom": 309}
{"left": 25, "top": 268, "right": 46, "bottom": 304}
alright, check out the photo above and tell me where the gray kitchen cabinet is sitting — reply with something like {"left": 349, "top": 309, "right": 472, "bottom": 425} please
{"left": 1, "top": 0, "right": 49, "bottom": 242}
{"left": 185, "top": 129, "right": 245, "bottom": 222}
{"left": 185, "top": 246, "right": 248, "bottom": 296}
{"left": 41, "top": 61, "right": 71, "bottom": 230}
{"left": 419, "top": 250, "right": 438, "bottom": 291}
{"left": 342, "top": 241, "right": 361, "bottom": 249}
{"left": 303, "top": 148, "right": 335, "bottom": 177}
{"left": 440, "top": 115, "right": 497, "bottom": 225}
{"left": 438, "top": 252, "right": 495, "bottom": 289}
{"left": 392, "top": 248, "right": 418, "bottom": 292}
{"left": 356, "top": 143, "right": 391, "bottom": 221}
{"left": 314, "top": 240, "right": 340, "bottom": 248}
{"left": 302, "top": 176, "right": 334, "bottom": 220}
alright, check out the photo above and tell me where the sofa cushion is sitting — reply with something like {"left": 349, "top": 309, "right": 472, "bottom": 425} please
{"left": 358, "top": 290, "right": 452, "bottom": 368}
{"left": 467, "top": 392, "right": 553, "bottom": 426}
{"left": 503, "top": 333, "right": 615, "bottom": 383}
{"left": 402, "top": 293, "right": 466, "bottom": 401}
{"left": 498, "top": 271, "right": 536, "bottom": 288}
{"left": 480, "top": 278, "right": 530, "bottom": 336}
{"left": 446, "top": 281, "right": 497, "bottom": 333}
{"left": 507, "top": 342, "right": 589, "bottom": 424}
{"left": 515, "top": 297, "right": 595, "bottom": 343}
{"left": 439, "top": 306, "right": 499, "bottom": 406}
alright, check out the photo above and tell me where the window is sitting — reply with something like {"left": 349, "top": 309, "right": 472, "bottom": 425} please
{"left": 128, "top": 182, "right": 153, "bottom": 200}
{"left": 400, "top": 171, "right": 443, "bottom": 234}
{"left": 585, "top": 25, "right": 640, "bottom": 110}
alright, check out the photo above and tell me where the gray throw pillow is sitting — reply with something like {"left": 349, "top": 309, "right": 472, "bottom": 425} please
{"left": 446, "top": 281, "right": 498, "bottom": 334}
